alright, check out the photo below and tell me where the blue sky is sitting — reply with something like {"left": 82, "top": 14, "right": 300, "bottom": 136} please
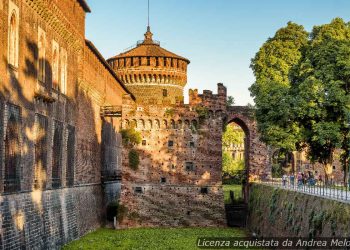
{"left": 86, "top": 0, "right": 350, "bottom": 105}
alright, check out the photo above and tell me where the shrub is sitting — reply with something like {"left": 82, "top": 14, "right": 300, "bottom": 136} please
{"left": 196, "top": 106, "right": 209, "bottom": 119}
{"left": 129, "top": 149, "right": 140, "bottom": 170}
{"left": 117, "top": 204, "right": 128, "bottom": 224}
{"left": 121, "top": 128, "right": 141, "bottom": 147}
{"left": 164, "top": 108, "right": 175, "bottom": 117}
{"left": 106, "top": 201, "right": 129, "bottom": 223}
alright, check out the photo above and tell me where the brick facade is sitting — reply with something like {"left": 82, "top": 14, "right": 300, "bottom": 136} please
{"left": 0, "top": 0, "right": 130, "bottom": 249}
{"left": 118, "top": 85, "right": 228, "bottom": 228}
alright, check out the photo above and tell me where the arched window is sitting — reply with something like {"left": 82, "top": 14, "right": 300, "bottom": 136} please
{"left": 60, "top": 48, "right": 67, "bottom": 94}
{"left": 170, "top": 120, "right": 176, "bottom": 129}
{"left": 155, "top": 119, "right": 160, "bottom": 129}
{"left": 38, "top": 31, "right": 46, "bottom": 82}
{"left": 66, "top": 126, "right": 75, "bottom": 187}
{"left": 147, "top": 119, "right": 153, "bottom": 129}
{"left": 163, "top": 120, "right": 168, "bottom": 129}
{"left": 4, "top": 105, "right": 21, "bottom": 193}
{"left": 52, "top": 46, "right": 59, "bottom": 90}
{"left": 8, "top": 11, "right": 18, "bottom": 67}
{"left": 52, "top": 121, "right": 63, "bottom": 188}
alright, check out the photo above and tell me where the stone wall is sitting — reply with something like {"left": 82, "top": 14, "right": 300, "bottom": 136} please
{"left": 0, "top": 0, "right": 129, "bottom": 249}
{"left": 118, "top": 84, "right": 228, "bottom": 228}
{"left": 248, "top": 183, "right": 350, "bottom": 237}
{"left": 0, "top": 185, "right": 103, "bottom": 250}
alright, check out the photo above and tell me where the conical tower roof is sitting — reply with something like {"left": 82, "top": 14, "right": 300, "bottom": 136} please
{"left": 108, "top": 27, "right": 190, "bottom": 63}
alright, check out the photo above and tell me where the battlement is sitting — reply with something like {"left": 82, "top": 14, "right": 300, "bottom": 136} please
{"left": 189, "top": 83, "right": 227, "bottom": 110}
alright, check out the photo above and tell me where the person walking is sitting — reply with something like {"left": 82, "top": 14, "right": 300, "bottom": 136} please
{"left": 282, "top": 174, "right": 287, "bottom": 187}
{"left": 289, "top": 173, "right": 295, "bottom": 188}
{"left": 297, "top": 172, "right": 303, "bottom": 188}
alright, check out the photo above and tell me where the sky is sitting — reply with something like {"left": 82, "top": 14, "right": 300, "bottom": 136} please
{"left": 85, "top": 0, "right": 350, "bottom": 105}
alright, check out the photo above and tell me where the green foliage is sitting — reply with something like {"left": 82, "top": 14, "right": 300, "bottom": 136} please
{"left": 106, "top": 201, "right": 128, "bottom": 223}
{"left": 195, "top": 106, "right": 209, "bottom": 119}
{"left": 223, "top": 184, "right": 243, "bottom": 204}
{"left": 222, "top": 124, "right": 244, "bottom": 148}
{"left": 308, "top": 210, "right": 325, "bottom": 238}
{"left": 222, "top": 124, "right": 245, "bottom": 177}
{"left": 117, "top": 204, "right": 128, "bottom": 224}
{"left": 128, "top": 149, "right": 140, "bottom": 170}
{"left": 250, "top": 22, "right": 308, "bottom": 151}
{"left": 271, "top": 164, "right": 284, "bottom": 178}
{"left": 227, "top": 96, "right": 235, "bottom": 107}
{"left": 121, "top": 128, "right": 142, "bottom": 147}
{"left": 63, "top": 228, "right": 247, "bottom": 250}
{"left": 290, "top": 18, "right": 350, "bottom": 168}
{"left": 250, "top": 18, "right": 350, "bottom": 178}
{"left": 268, "top": 188, "right": 280, "bottom": 224}
{"left": 222, "top": 152, "right": 245, "bottom": 175}
{"left": 164, "top": 108, "right": 175, "bottom": 117}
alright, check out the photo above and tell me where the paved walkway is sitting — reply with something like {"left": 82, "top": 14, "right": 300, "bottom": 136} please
{"left": 260, "top": 181, "right": 350, "bottom": 203}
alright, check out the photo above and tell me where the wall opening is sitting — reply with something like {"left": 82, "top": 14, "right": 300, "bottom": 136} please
{"left": 222, "top": 119, "right": 250, "bottom": 205}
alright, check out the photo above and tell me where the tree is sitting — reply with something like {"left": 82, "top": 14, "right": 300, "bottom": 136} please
{"left": 222, "top": 124, "right": 244, "bottom": 148}
{"left": 290, "top": 18, "right": 350, "bottom": 182}
{"left": 222, "top": 124, "right": 245, "bottom": 176}
{"left": 249, "top": 22, "right": 308, "bottom": 151}
{"left": 227, "top": 96, "right": 235, "bottom": 107}
{"left": 250, "top": 18, "right": 350, "bottom": 183}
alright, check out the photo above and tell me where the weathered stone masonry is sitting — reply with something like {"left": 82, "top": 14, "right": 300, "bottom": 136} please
{"left": 0, "top": 0, "right": 132, "bottom": 249}
{"left": 109, "top": 27, "right": 271, "bottom": 227}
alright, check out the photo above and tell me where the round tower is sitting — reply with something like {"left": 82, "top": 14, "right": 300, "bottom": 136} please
{"left": 107, "top": 26, "right": 190, "bottom": 104}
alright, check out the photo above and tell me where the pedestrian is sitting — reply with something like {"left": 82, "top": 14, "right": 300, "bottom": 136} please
{"left": 297, "top": 172, "right": 303, "bottom": 188}
{"left": 282, "top": 173, "right": 287, "bottom": 187}
{"left": 289, "top": 173, "right": 295, "bottom": 187}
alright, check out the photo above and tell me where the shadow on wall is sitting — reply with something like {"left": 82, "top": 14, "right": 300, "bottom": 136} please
{"left": 0, "top": 38, "right": 112, "bottom": 249}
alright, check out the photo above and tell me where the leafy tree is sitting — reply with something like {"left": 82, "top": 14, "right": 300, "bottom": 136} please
{"left": 222, "top": 124, "right": 244, "bottom": 148}
{"left": 227, "top": 96, "right": 235, "bottom": 107}
{"left": 290, "top": 18, "right": 350, "bottom": 182}
{"left": 249, "top": 22, "right": 308, "bottom": 151}
{"left": 222, "top": 124, "right": 245, "bottom": 176}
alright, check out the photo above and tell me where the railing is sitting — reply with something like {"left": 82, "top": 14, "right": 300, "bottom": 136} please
{"left": 259, "top": 178, "right": 350, "bottom": 203}
{"left": 137, "top": 40, "right": 160, "bottom": 46}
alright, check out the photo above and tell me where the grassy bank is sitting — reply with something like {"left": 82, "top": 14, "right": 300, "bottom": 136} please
{"left": 63, "top": 227, "right": 247, "bottom": 250}
{"left": 223, "top": 184, "right": 242, "bottom": 204}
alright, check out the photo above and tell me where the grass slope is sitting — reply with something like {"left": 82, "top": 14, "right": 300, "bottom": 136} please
{"left": 64, "top": 227, "right": 247, "bottom": 250}
{"left": 223, "top": 184, "right": 242, "bottom": 204}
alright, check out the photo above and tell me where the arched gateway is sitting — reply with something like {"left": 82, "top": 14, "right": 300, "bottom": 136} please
{"left": 225, "top": 106, "right": 271, "bottom": 181}
{"left": 108, "top": 25, "right": 272, "bottom": 228}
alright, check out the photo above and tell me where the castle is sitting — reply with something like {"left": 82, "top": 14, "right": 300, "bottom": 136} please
{"left": 0, "top": 0, "right": 343, "bottom": 249}
{"left": 106, "top": 26, "right": 229, "bottom": 227}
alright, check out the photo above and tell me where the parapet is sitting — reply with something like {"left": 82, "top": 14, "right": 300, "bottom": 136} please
{"left": 188, "top": 83, "right": 227, "bottom": 109}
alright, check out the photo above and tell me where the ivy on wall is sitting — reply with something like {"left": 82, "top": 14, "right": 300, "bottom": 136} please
{"left": 128, "top": 149, "right": 140, "bottom": 170}
{"left": 248, "top": 184, "right": 350, "bottom": 238}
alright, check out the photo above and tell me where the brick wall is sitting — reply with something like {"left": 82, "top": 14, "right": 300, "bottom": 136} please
{"left": 118, "top": 84, "right": 229, "bottom": 228}
{"left": 0, "top": 0, "right": 128, "bottom": 249}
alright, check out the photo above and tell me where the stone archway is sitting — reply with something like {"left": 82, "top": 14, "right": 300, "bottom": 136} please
{"left": 225, "top": 106, "right": 271, "bottom": 181}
